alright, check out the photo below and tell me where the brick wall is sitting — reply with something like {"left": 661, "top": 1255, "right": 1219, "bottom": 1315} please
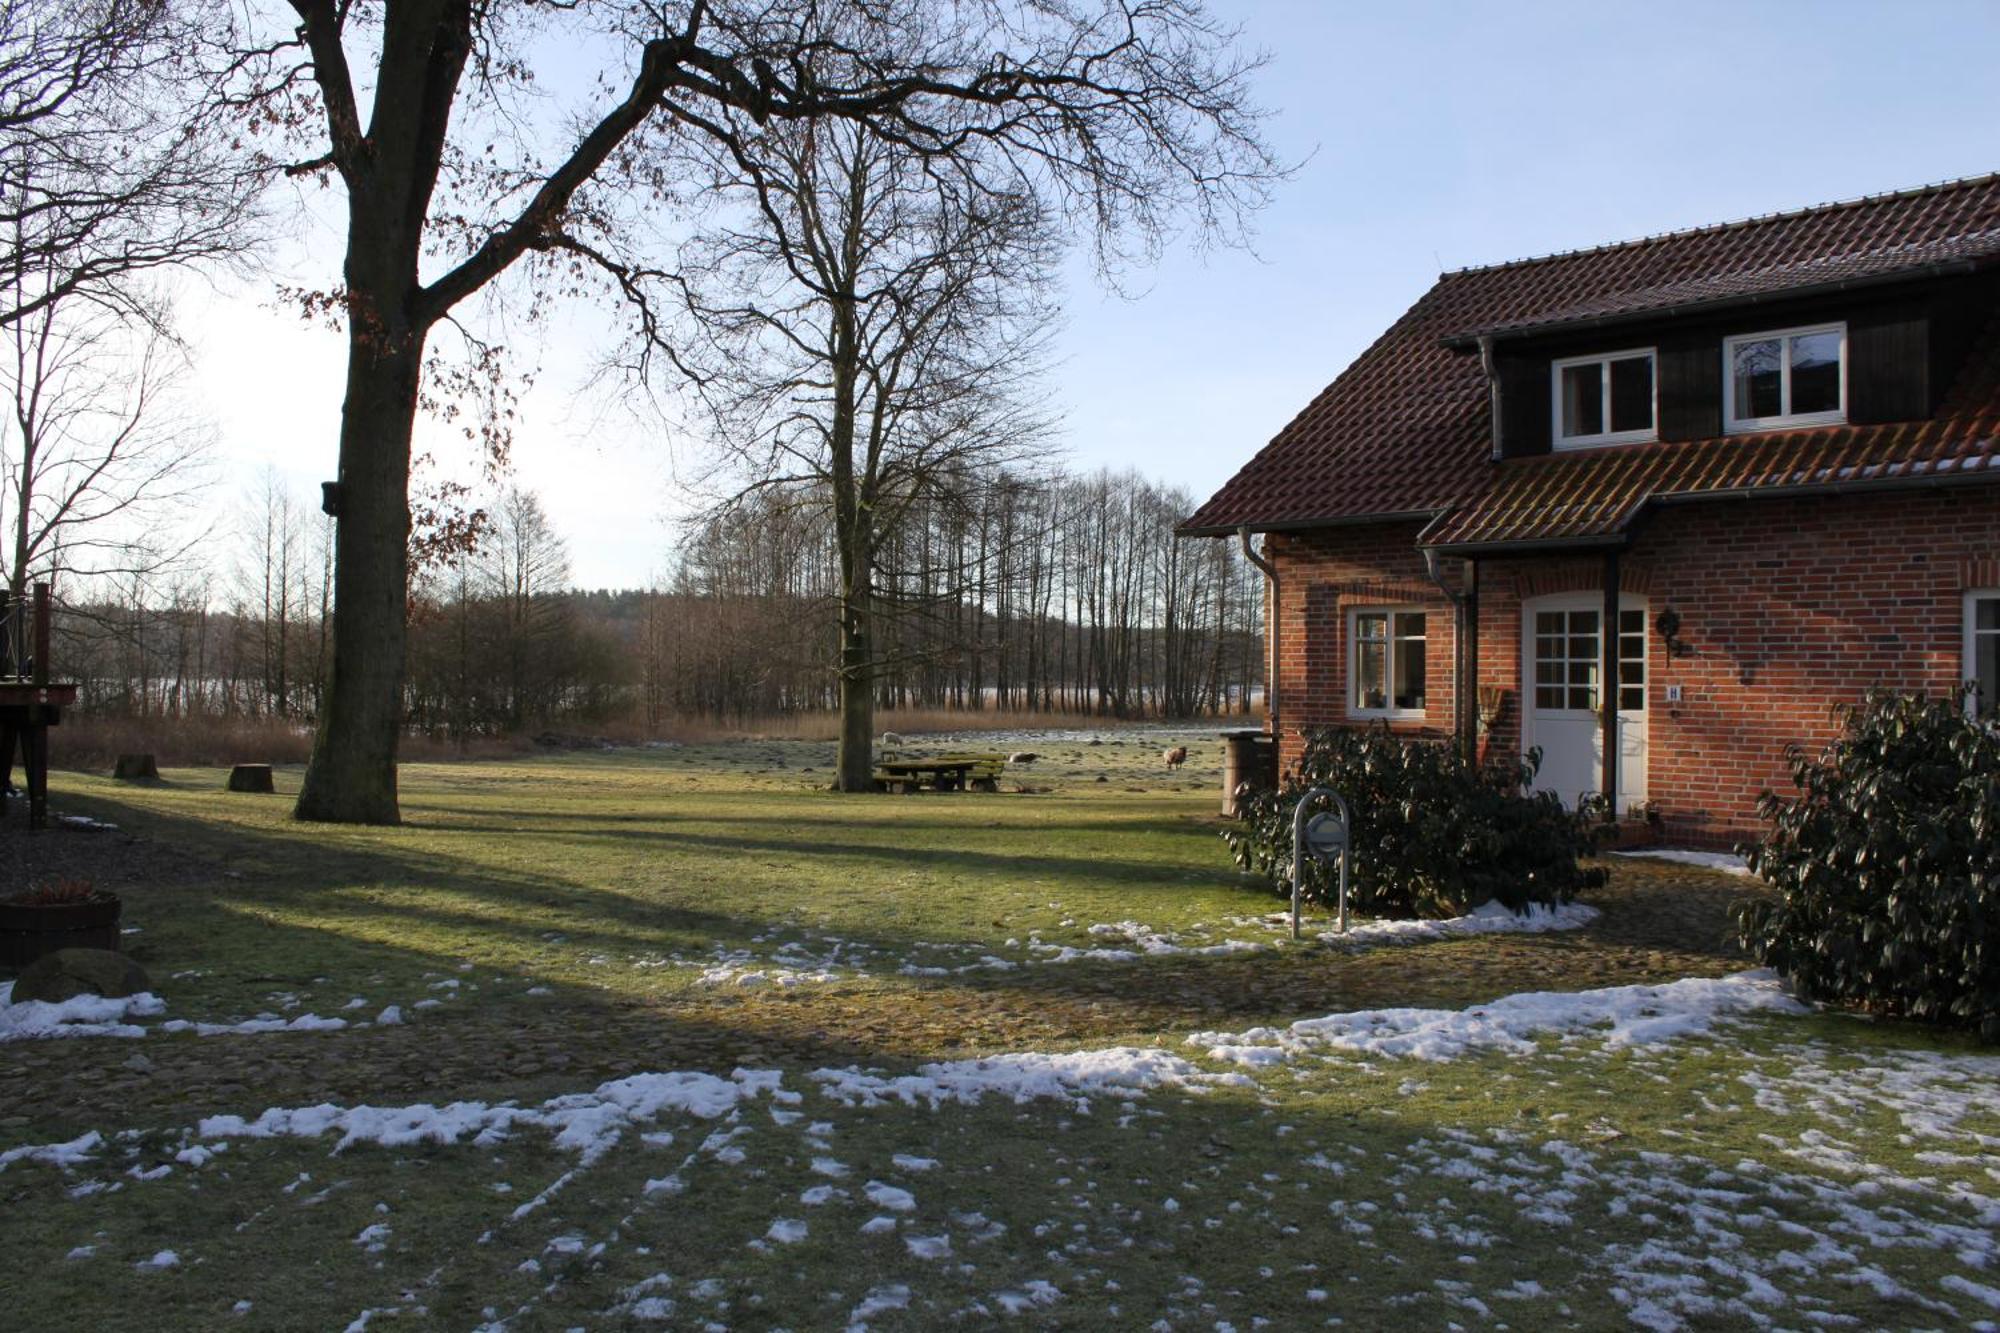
{"left": 1267, "top": 520, "right": 1460, "bottom": 769}
{"left": 1270, "top": 488, "right": 2000, "bottom": 846}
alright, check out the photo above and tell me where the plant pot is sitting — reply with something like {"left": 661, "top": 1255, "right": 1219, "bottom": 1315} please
{"left": 0, "top": 893, "right": 122, "bottom": 969}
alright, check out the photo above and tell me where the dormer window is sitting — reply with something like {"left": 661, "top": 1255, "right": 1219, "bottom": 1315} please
{"left": 1552, "top": 349, "right": 1656, "bottom": 448}
{"left": 1724, "top": 323, "right": 1845, "bottom": 432}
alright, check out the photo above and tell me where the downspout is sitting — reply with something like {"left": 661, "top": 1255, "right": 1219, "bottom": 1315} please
{"left": 1477, "top": 334, "right": 1504, "bottom": 461}
{"left": 1423, "top": 547, "right": 1477, "bottom": 759}
{"left": 1238, "top": 527, "right": 1279, "bottom": 738}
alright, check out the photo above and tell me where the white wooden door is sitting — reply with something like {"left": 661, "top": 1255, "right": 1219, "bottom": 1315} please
{"left": 1521, "top": 594, "right": 1647, "bottom": 813}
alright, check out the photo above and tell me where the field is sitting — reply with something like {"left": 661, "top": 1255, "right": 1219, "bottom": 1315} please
{"left": 3, "top": 732, "right": 1997, "bottom": 1331}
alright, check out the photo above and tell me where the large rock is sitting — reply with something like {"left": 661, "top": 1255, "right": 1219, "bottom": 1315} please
{"left": 11, "top": 948, "right": 152, "bottom": 1003}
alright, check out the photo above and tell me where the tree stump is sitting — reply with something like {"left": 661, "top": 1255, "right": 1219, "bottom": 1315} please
{"left": 227, "top": 763, "right": 275, "bottom": 794}
{"left": 113, "top": 753, "right": 159, "bottom": 781}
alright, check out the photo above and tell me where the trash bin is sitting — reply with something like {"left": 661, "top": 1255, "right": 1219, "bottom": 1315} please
{"left": 1220, "top": 729, "right": 1276, "bottom": 817}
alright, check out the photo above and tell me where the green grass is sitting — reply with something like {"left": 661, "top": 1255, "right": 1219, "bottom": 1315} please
{"left": 3, "top": 738, "right": 1996, "bottom": 1330}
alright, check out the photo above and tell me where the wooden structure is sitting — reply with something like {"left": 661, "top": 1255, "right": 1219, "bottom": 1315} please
{"left": 1, "top": 583, "right": 76, "bottom": 831}
{"left": 227, "top": 763, "right": 276, "bottom": 793}
{"left": 873, "top": 753, "right": 1004, "bottom": 793}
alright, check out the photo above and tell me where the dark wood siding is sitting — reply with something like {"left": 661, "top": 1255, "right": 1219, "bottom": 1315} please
{"left": 1847, "top": 300, "right": 1928, "bottom": 424}
{"left": 1656, "top": 330, "right": 1720, "bottom": 441}
{"left": 1928, "top": 271, "right": 2000, "bottom": 412}
{"left": 1495, "top": 352, "right": 1549, "bottom": 458}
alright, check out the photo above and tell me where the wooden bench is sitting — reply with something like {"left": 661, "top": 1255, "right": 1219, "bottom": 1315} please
{"left": 873, "top": 753, "right": 1005, "bottom": 793}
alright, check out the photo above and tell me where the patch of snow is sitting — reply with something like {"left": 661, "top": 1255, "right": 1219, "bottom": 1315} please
{"left": 848, "top": 1283, "right": 912, "bottom": 1325}
{"left": 1189, "top": 970, "right": 1807, "bottom": 1065}
{"left": 863, "top": 1181, "right": 916, "bottom": 1212}
{"left": 1612, "top": 848, "right": 1757, "bottom": 877}
{"left": 814, "top": 1048, "right": 1247, "bottom": 1109}
{"left": 0, "top": 1130, "right": 104, "bottom": 1172}
{"left": 374, "top": 1006, "right": 403, "bottom": 1026}
{"left": 764, "top": 1218, "right": 808, "bottom": 1244}
{"left": 905, "top": 1233, "right": 952, "bottom": 1260}
{"left": 1321, "top": 899, "right": 1600, "bottom": 947}
{"left": 891, "top": 1153, "right": 939, "bottom": 1172}
{"left": 137, "top": 1250, "right": 179, "bottom": 1270}
{"left": 195, "top": 1068, "right": 781, "bottom": 1165}
{"left": 0, "top": 984, "right": 163, "bottom": 1041}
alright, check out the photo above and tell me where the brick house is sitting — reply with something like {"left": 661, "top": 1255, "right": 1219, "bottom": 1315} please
{"left": 1183, "top": 176, "right": 2000, "bottom": 846}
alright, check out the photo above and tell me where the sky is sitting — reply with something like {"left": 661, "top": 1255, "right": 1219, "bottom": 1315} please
{"left": 178, "top": 0, "right": 2000, "bottom": 590}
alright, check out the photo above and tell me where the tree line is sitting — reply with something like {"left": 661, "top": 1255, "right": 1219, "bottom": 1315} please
{"left": 43, "top": 469, "right": 1262, "bottom": 735}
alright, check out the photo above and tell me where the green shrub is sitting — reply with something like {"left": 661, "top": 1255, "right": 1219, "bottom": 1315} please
{"left": 1736, "top": 690, "right": 2000, "bottom": 1041}
{"left": 1222, "top": 726, "right": 1605, "bottom": 918}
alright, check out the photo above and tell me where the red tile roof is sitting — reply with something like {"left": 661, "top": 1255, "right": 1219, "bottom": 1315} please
{"left": 1182, "top": 175, "right": 2000, "bottom": 543}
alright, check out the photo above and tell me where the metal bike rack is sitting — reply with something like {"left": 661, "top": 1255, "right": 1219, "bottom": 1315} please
{"left": 1291, "top": 786, "right": 1352, "bottom": 940}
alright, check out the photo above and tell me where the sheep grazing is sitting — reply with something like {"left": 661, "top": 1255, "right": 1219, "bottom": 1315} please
{"left": 1009, "top": 752, "right": 1039, "bottom": 765}
{"left": 1162, "top": 745, "right": 1188, "bottom": 770}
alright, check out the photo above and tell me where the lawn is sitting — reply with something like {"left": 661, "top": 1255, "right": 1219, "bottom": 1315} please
{"left": 2, "top": 733, "right": 1997, "bottom": 1331}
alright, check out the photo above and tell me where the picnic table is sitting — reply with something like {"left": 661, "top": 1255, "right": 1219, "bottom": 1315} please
{"left": 873, "top": 753, "right": 1005, "bottom": 793}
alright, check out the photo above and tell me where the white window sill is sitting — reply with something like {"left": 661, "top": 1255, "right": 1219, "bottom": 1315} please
{"left": 1553, "top": 431, "right": 1659, "bottom": 452}
{"left": 1350, "top": 708, "right": 1426, "bottom": 722}
{"left": 1725, "top": 411, "right": 1846, "bottom": 434}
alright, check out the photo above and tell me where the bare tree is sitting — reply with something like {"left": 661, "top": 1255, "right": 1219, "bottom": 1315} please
{"left": 666, "top": 109, "right": 1058, "bottom": 788}
{"left": 0, "top": 267, "right": 211, "bottom": 606}
{"left": 0, "top": 0, "right": 252, "bottom": 329}
{"left": 216, "top": 0, "right": 1275, "bottom": 823}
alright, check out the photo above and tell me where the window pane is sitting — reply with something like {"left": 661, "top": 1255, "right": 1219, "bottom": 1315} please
{"left": 1976, "top": 597, "right": 1999, "bottom": 632}
{"left": 1609, "top": 355, "right": 1653, "bottom": 433}
{"left": 1619, "top": 609, "right": 1644, "bottom": 634}
{"left": 1536, "top": 612, "right": 1564, "bottom": 635}
{"left": 1620, "top": 686, "right": 1645, "bottom": 711}
{"left": 1790, "top": 330, "right": 1842, "bottom": 414}
{"left": 1568, "top": 687, "right": 1595, "bottom": 711}
{"left": 1355, "top": 639, "right": 1385, "bottom": 710}
{"left": 1732, "top": 338, "right": 1783, "bottom": 420}
{"left": 1393, "top": 633, "right": 1426, "bottom": 711}
{"left": 1536, "top": 686, "right": 1563, "bottom": 710}
{"left": 1356, "top": 613, "right": 1386, "bottom": 642}
{"left": 1393, "top": 612, "right": 1426, "bottom": 641}
{"left": 1560, "top": 362, "right": 1604, "bottom": 438}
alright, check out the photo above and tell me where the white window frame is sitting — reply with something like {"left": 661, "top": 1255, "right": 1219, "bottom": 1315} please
{"left": 1550, "top": 347, "right": 1658, "bottom": 449}
{"left": 1347, "top": 605, "right": 1428, "bottom": 720}
{"left": 1723, "top": 321, "right": 1848, "bottom": 433}
{"left": 1966, "top": 589, "right": 2000, "bottom": 719}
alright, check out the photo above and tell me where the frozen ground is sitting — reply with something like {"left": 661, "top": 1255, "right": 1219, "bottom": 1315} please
{"left": 5, "top": 972, "right": 1997, "bottom": 1331}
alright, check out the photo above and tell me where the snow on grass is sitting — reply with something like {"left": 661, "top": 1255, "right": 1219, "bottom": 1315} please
{"left": 0, "top": 983, "right": 163, "bottom": 1041}
{"left": 0, "top": 1131, "right": 104, "bottom": 1172}
{"left": 813, "top": 1048, "right": 1248, "bottom": 1109}
{"left": 1611, "top": 847, "right": 1758, "bottom": 877}
{"left": 194, "top": 1069, "right": 781, "bottom": 1166}
{"left": 904, "top": 1233, "right": 951, "bottom": 1259}
{"left": 1321, "top": 899, "right": 1600, "bottom": 947}
{"left": 1189, "top": 970, "right": 1807, "bottom": 1065}
{"left": 847, "top": 1283, "right": 911, "bottom": 1325}
{"left": 764, "top": 1218, "right": 808, "bottom": 1244}
{"left": 862, "top": 1181, "right": 916, "bottom": 1212}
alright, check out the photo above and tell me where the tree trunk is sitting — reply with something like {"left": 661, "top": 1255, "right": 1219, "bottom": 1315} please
{"left": 294, "top": 310, "right": 419, "bottom": 825}
{"left": 834, "top": 573, "right": 875, "bottom": 792}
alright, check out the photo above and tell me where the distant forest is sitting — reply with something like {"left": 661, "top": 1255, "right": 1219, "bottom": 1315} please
{"left": 45, "top": 468, "right": 1263, "bottom": 735}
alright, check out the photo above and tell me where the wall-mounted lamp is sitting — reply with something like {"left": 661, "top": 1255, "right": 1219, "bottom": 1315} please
{"left": 1654, "top": 607, "right": 1693, "bottom": 659}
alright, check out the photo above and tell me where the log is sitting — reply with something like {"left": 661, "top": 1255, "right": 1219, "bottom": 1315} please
{"left": 113, "top": 753, "right": 159, "bottom": 782}
{"left": 227, "top": 763, "right": 275, "bottom": 794}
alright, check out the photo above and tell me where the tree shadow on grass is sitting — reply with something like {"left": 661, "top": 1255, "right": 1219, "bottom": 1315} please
{"left": 0, "top": 781, "right": 1775, "bottom": 1139}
